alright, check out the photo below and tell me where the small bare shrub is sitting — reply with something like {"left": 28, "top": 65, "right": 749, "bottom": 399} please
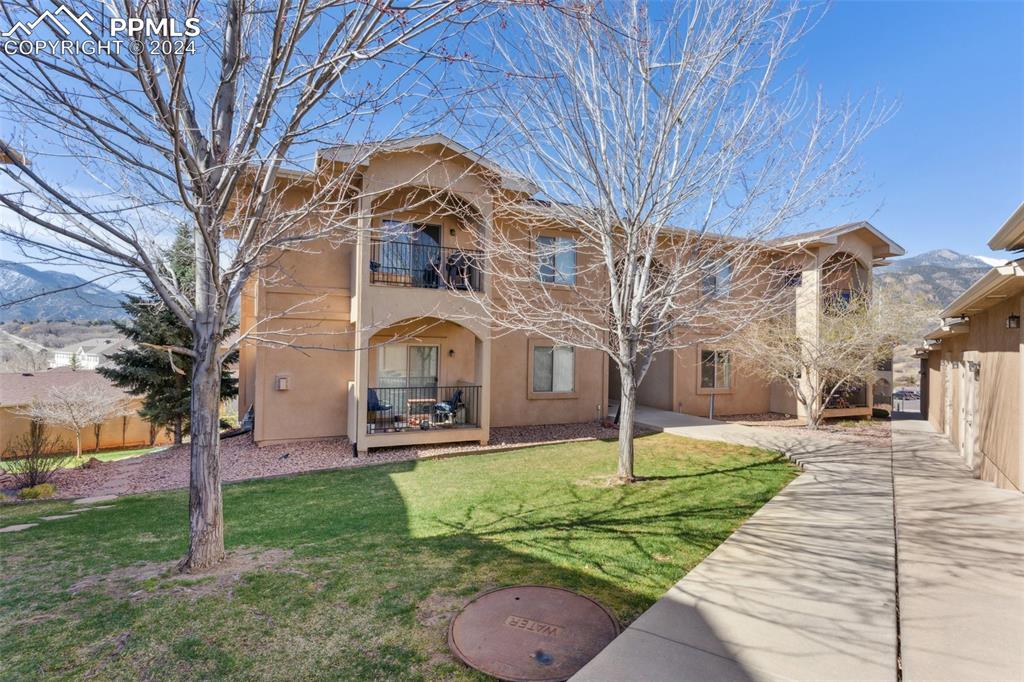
{"left": 4, "top": 421, "right": 70, "bottom": 488}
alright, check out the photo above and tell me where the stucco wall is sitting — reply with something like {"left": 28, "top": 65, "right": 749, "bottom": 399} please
{"left": 674, "top": 346, "right": 772, "bottom": 418}
{"left": 489, "top": 331, "right": 606, "bottom": 427}
{"left": 1, "top": 401, "right": 170, "bottom": 455}
{"left": 635, "top": 351, "right": 674, "bottom": 411}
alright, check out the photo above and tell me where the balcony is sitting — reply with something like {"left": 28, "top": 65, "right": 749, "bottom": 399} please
{"left": 369, "top": 240, "right": 482, "bottom": 292}
{"left": 366, "top": 384, "right": 481, "bottom": 434}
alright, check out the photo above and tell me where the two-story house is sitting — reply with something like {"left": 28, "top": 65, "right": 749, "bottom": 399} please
{"left": 237, "top": 136, "right": 903, "bottom": 453}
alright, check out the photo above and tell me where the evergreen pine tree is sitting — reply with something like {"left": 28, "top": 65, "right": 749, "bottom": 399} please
{"left": 99, "top": 226, "right": 238, "bottom": 443}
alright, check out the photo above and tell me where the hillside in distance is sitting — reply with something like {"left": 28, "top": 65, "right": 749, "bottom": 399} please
{"left": 875, "top": 249, "right": 998, "bottom": 306}
{"left": 0, "top": 260, "right": 126, "bottom": 322}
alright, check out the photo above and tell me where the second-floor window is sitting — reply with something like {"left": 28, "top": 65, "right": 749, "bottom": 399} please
{"left": 702, "top": 261, "right": 732, "bottom": 298}
{"left": 700, "top": 349, "right": 731, "bottom": 390}
{"left": 537, "top": 235, "right": 576, "bottom": 285}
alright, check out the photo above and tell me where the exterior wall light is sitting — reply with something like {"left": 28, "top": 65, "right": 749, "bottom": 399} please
{"left": 1008, "top": 314, "right": 1021, "bottom": 329}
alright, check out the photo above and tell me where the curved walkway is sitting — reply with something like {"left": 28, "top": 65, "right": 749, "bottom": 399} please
{"left": 573, "top": 406, "right": 1023, "bottom": 682}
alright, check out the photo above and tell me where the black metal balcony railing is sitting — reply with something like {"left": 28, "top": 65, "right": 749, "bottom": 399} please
{"left": 369, "top": 240, "right": 483, "bottom": 292}
{"left": 366, "top": 384, "right": 481, "bottom": 434}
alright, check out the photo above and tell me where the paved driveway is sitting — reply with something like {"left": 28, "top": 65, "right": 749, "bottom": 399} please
{"left": 573, "top": 407, "right": 1023, "bottom": 682}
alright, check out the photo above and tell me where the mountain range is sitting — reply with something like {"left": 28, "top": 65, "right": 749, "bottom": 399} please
{"left": 875, "top": 249, "right": 1001, "bottom": 307}
{"left": 0, "top": 260, "right": 126, "bottom": 322}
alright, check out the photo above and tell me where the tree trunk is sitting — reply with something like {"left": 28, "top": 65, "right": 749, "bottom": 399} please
{"left": 74, "top": 431, "right": 82, "bottom": 460}
{"left": 173, "top": 417, "right": 183, "bottom": 445}
{"left": 94, "top": 424, "right": 101, "bottom": 452}
{"left": 616, "top": 372, "right": 637, "bottom": 483}
{"left": 178, "top": 343, "right": 225, "bottom": 572}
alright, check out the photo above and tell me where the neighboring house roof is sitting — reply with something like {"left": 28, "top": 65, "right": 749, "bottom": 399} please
{"left": 940, "top": 258, "right": 1024, "bottom": 319}
{"left": 988, "top": 203, "right": 1024, "bottom": 252}
{"left": 320, "top": 134, "right": 539, "bottom": 194}
{"left": 55, "top": 337, "right": 128, "bottom": 357}
{"left": 771, "top": 221, "right": 906, "bottom": 260}
{"left": 0, "top": 368, "right": 132, "bottom": 408}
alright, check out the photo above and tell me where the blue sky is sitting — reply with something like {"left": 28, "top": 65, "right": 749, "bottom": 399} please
{"left": 790, "top": 0, "right": 1023, "bottom": 258}
{"left": 1, "top": 0, "right": 1021, "bottom": 280}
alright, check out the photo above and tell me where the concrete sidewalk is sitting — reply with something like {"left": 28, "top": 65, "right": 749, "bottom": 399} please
{"left": 892, "top": 419, "right": 1024, "bottom": 682}
{"left": 574, "top": 406, "right": 1024, "bottom": 681}
{"left": 574, "top": 405, "right": 899, "bottom": 681}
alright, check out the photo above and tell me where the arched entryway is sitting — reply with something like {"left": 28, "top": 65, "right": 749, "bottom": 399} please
{"left": 351, "top": 316, "right": 490, "bottom": 453}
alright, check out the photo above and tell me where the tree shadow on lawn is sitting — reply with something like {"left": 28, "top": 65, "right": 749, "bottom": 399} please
{"left": 0, "top": 439, "right": 785, "bottom": 680}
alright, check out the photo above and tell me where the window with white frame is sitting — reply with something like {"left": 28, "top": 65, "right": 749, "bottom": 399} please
{"left": 700, "top": 349, "right": 731, "bottom": 389}
{"left": 702, "top": 261, "right": 732, "bottom": 297}
{"left": 536, "top": 235, "right": 576, "bottom": 285}
{"left": 532, "top": 345, "right": 575, "bottom": 393}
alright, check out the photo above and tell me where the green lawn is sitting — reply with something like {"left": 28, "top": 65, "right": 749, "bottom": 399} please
{"left": 1, "top": 446, "right": 164, "bottom": 472}
{"left": 0, "top": 433, "right": 797, "bottom": 680}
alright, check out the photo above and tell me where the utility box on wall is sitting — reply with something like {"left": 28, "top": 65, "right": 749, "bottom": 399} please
{"left": 274, "top": 375, "right": 290, "bottom": 391}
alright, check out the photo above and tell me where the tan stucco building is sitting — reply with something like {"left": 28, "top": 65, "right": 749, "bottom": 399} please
{"left": 237, "top": 136, "right": 904, "bottom": 454}
{"left": 918, "top": 204, "right": 1024, "bottom": 492}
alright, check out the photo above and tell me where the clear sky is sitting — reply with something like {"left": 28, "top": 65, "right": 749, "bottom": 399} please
{"left": 790, "top": 0, "right": 1023, "bottom": 258}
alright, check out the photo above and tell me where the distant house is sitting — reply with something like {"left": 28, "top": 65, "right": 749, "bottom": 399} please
{"left": 0, "top": 368, "right": 171, "bottom": 454}
{"left": 918, "top": 204, "right": 1023, "bottom": 492}
{"left": 51, "top": 337, "right": 128, "bottom": 370}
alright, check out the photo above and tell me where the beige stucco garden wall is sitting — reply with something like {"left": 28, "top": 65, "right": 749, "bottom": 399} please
{"left": 0, "top": 401, "right": 171, "bottom": 455}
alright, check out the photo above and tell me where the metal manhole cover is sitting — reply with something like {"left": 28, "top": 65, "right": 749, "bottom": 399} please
{"left": 448, "top": 585, "right": 620, "bottom": 681}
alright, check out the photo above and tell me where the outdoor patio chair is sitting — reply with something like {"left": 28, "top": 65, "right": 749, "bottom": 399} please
{"left": 367, "top": 388, "right": 393, "bottom": 420}
{"left": 434, "top": 389, "right": 463, "bottom": 425}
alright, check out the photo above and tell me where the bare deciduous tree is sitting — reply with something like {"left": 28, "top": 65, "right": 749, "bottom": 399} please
{"left": 15, "top": 386, "right": 132, "bottom": 460}
{"left": 735, "top": 284, "right": 936, "bottom": 428}
{"left": 462, "top": 0, "right": 891, "bottom": 480}
{"left": 0, "top": 0, "right": 482, "bottom": 570}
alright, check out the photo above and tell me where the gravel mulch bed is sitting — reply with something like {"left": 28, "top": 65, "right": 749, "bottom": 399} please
{"left": 48, "top": 422, "right": 632, "bottom": 500}
{"left": 720, "top": 413, "right": 892, "bottom": 448}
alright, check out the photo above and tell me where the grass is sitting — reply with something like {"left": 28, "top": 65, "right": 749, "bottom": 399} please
{"left": 0, "top": 433, "right": 797, "bottom": 680}
{"left": 1, "top": 446, "right": 163, "bottom": 472}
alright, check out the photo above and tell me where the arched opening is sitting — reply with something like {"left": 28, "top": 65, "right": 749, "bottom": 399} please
{"left": 820, "top": 251, "right": 870, "bottom": 314}
{"left": 364, "top": 316, "right": 486, "bottom": 435}
{"left": 367, "top": 187, "right": 486, "bottom": 292}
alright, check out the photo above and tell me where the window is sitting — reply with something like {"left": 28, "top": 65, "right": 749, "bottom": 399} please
{"left": 700, "top": 349, "right": 731, "bottom": 390}
{"left": 702, "top": 261, "right": 732, "bottom": 297}
{"left": 532, "top": 345, "right": 575, "bottom": 393}
{"left": 379, "top": 220, "right": 441, "bottom": 284}
{"left": 537, "top": 235, "right": 576, "bottom": 285}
